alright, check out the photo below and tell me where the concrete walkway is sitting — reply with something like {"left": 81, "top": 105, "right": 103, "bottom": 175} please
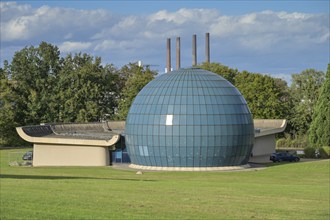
{"left": 111, "top": 158, "right": 328, "bottom": 172}
{"left": 112, "top": 163, "right": 267, "bottom": 172}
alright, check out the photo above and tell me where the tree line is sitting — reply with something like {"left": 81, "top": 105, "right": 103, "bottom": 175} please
{"left": 0, "top": 42, "right": 156, "bottom": 145}
{"left": 0, "top": 42, "right": 329, "bottom": 149}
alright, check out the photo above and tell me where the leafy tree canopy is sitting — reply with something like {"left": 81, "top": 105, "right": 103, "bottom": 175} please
{"left": 290, "top": 69, "right": 325, "bottom": 135}
{"left": 234, "top": 71, "right": 292, "bottom": 119}
{"left": 116, "top": 63, "right": 156, "bottom": 120}
{"left": 0, "top": 42, "right": 155, "bottom": 145}
{"left": 198, "top": 62, "right": 238, "bottom": 84}
{"left": 308, "top": 64, "right": 330, "bottom": 147}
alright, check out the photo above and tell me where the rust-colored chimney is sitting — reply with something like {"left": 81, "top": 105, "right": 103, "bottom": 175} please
{"left": 166, "top": 38, "right": 171, "bottom": 73}
{"left": 176, "top": 37, "right": 181, "bottom": 70}
{"left": 205, "top": 33, "right": 210, "bottom": 63}
{"left": 192, "top": 34, "right": 197, "bottom": 66}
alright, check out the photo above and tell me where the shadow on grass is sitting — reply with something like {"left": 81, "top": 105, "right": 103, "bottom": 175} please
{"left": 0, "top": 174, "right": 156, "bottom": 182}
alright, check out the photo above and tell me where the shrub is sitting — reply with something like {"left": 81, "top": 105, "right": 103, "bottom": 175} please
{"left": 290, "top": 139, "right": 299, "bottom": 148}
{"left": 304, "top": 147, "right": 316, "bottom": 158}
{"left": 319, "top": 146, "right": 330, "bottom": 159}
{"left": 276, "top": 138, "right": 286, "bottom": 148}
{"left": 276, "top": 135, "right": 308, "bottom": 149}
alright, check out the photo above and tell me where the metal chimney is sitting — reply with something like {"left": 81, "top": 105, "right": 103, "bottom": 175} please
{"left": 176, "top": 37, "right": 181, "bottom": 70}
{"left": 166, "top": 38, "right": 171, "bottom": 73}
{"left": 192, "top": 34, "right": 197, "bottom": 66}
{"left": 205, "top": 33, "right": 210, "bottom": 63}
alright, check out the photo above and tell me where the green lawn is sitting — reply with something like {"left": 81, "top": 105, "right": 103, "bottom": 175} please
{"left": 0, "top": 148, "right": 329, "bottom": 220}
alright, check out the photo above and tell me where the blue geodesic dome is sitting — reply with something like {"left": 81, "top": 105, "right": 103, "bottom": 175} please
{"left": 125, "top": 68, "right": 254, "bottom": 167}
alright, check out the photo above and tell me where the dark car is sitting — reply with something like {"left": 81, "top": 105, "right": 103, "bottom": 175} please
{"left": 270, "top": 152, "right": 300, "bottom": 162}
{"left": 22, "top": 151, "right": 33, "bottom": 160}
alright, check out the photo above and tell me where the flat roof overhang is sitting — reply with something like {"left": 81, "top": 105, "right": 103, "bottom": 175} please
{"left": 254, "top": 119, "right": 287, "bottom": 137}
{"left": 16, "top": 121, "right": 125, "bottom": 147}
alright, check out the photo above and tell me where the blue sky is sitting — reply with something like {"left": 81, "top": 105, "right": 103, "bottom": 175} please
{"left": 1, "top": 1, "right": 329, "bottom": 83}
{"left": 19, "top": 1, "right": 329, "bottom": 14}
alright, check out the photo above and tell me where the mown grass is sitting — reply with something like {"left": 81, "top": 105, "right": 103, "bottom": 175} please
{"left": 0, "top": 148, "right": 329, "bottom": 220}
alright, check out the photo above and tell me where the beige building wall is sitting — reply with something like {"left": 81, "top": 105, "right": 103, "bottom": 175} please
{"left": 33, "top": 144, "right": 110, "bottom": 166}
{"left": 252, "top": 135, "right": 276, "bottom": 156}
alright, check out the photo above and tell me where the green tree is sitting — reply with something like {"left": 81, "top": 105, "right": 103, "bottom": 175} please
{"left": 117, "top": 63, "right": 156, "bottom": 120}
{"left": 98, "top": 64, "right": 122, "bottom": 120}
{"left": 290, "top": 69, "right": 325, "bottom": 135}
{"left": 57, "top": 53, "right": 120, "bottom": 122}
{"left": 0, "top": 43, "right": 61, "bottom": 145}
{"left": 234, "top": 71, "right": 292, "bottom": 119}
{"left": 1, "top": 42, "right": 160, "bottom": 145}
{"left": 308, "top": 64, "right": 330, "bottom": 147}
{"left": 9, "top": 42, "right": 61, "bottom": 124}
{"left": 198, "top": 62, "right": 238, "bottom": 84}
{"left": 0, "top": 62, "right": 25, "bottom": 145}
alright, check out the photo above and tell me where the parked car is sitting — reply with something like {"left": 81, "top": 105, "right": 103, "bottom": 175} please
{"left": 22, "top": 151, "right": 33, "bottom": 160}
{"left": 270, "top": 152, "right": 300, "bottom": 162}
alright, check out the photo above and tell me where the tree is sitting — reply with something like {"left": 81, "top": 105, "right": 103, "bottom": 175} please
{"left": 56, "top": 53, "right": 120, "bottom": 122}
{"left": 9, "top": 42, "right": 61, "bottom": 124}
{"left": 117, "top": 63, "right": 156, "bottom": 120}
{"left": 198, "top": 62, "right": 238, "bottom": 84}
{"left": 290, "top": 69, "right": 325, "bottom": 135}
{"left": 0, "top": 43, "right": 61, "bottom": 145}
{"left": 98, "top": 64, "right": 122, "bottom": 120}
{"left": 234, "top": 71, "right": 292, "bottom": 119}
{"left": 0, "top": 62, "right": 25, "bottom": 145}
{"left": 308, "top": 64, "right": 330, "bottom": 147}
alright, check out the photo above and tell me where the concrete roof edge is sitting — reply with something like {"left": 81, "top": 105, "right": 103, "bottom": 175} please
{"left": 254, "top": 119, "right": 287, "bottom": 137}
{"left": 16, "top": 126, "right": 120, "bottom": 147}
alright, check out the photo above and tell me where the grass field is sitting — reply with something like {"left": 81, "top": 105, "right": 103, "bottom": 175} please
{"left": 0, "top": 148, "right": 329, "bottom": 220}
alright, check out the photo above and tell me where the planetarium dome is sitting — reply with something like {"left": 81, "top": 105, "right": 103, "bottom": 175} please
{"left": 125, "top": 68, "right": 254, "bottom": 169}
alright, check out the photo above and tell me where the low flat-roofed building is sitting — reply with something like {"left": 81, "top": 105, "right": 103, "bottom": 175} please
{"left": 16, "top": 121, "right": 125, "bottom": 166}
{"left": 16, "top": 119, "right": 286, "bottom": 167}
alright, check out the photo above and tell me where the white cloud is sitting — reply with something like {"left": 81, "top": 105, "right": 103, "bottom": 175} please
{"left": 1, "top": 3, "right": 115, "bottom": 42}
{"left": 148, "top": 8, "right": 218, "bottom": 25}
{"left": 2, "top": 4, "right": 327, "bottom": 50}
{"left": 2, "top": 16, "right": 31, "bottom": 40}
{"left": 0, "top": 2, "right": 32, "bottom": 21}
{"left": 59, "top": 41, "right": 92, "bottom": 53}
{"left": 239, "top": 13, "right": 257, "bottom": 24}
{"left": 276, "top": 11, "right": 313, "bottom": 20}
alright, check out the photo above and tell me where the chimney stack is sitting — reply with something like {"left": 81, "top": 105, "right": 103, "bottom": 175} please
{"left": 192, "top": 34, "right": 197, "bottom": 66}
{"left": 205, "top": 33, "right": 210, "bottom": 63}
{"left": 176, "top": 37, "right": 181, "bottom": 70}
{"left": 166, "top": 38, "right": 171, "bottom": 73}
{"left": 167, "top": 33, "right": 211, "bottom": 70}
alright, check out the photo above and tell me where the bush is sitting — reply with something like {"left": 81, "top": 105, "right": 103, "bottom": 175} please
{"left": 290, "top": 139, "right": 299, "bottom": 148}
{"left": 276, "top": 135, "right": 308, "bottom": 149}
{"left": 276, "top": 138, "right": 287, "bottom": 148}
{"left": 304, "top": 147, "right": 316, "bottom": 158}
{"left": 319, "top": 146, "right": 330, "bottom": 159}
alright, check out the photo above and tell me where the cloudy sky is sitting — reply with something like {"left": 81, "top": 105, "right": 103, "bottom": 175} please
{"left": 1, "top": 1, "right": 329, "bottom": 83}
